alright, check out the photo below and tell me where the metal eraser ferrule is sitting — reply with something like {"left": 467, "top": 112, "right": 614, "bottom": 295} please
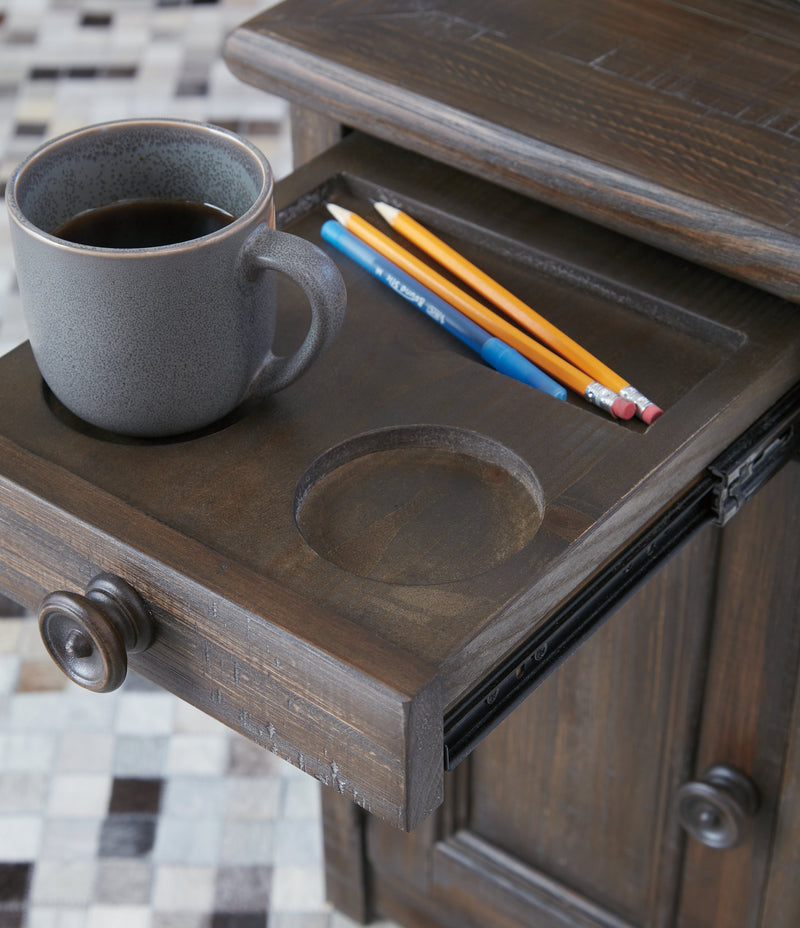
{"left": 584, "top": 382, "right": 622, "bottom": 414}
{"left": 619, "top": 385, "right": 654, "bottom": 416}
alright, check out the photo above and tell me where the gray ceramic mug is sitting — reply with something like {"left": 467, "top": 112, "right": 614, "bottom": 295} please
{"left": 6, "top": 118, "right": 346, "bottom": 437}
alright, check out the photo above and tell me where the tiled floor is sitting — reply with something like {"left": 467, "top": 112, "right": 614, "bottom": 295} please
{"left": 1, "top": 606, "right": 405, "bottom": 928}
{"left": 0, "top": 2, "right": 401, "bottom": 926}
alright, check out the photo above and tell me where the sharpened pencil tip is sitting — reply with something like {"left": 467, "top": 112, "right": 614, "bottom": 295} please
{"left": 374, "top": 201, "right": 400, "bottom": 224}
{"left": 325, "top": 203, "right": 352, "bottom": 224}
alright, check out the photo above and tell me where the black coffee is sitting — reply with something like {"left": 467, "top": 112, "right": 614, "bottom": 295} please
{"left": 54, "top": 198, "right": 235, "bottom": 248}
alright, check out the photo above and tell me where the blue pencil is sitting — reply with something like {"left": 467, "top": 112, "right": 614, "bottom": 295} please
{"left": 321, "top": 220, "right": 566, "bottom": 400}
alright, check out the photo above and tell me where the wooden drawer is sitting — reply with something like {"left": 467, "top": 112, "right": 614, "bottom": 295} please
{"left": 1, "top": 133, "right": 798, "bottom": 830}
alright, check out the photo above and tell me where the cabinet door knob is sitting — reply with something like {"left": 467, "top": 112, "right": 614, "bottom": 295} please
{"left": 39, "top": 573, "right": 153, "bottom": 693}
{"left": 676, "top": 764, "right": 760, "bottom": 849}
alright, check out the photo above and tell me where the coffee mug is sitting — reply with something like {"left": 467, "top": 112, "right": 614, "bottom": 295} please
{"left": 6, "top": 118, "right": 346, "bottom": 437}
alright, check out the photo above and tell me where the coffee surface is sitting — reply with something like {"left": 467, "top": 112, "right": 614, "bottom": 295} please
{"left": 55, "top": 198, "right": 235, "bottom": 248}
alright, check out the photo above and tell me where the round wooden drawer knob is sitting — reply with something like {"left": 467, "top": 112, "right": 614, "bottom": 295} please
{"left": 676, "top": 764, "right": 760, "bottom": 849}
{"left": 39, "top": 572, "right": 153, "bottom": 693}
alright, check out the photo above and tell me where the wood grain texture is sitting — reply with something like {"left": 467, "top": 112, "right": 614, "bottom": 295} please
{"left": 759, "top": 639, "right": 800, "bottom": 928}
{"left": 322, "top": 789, "right": 371, "bottom": 922}
{"left": 432, "top": 832, "right": 639, "bottom": 928}
{"left": 289, "top": 103, "right": 343, "bottom": 166}
{"left": 329, "top": 467, "right": 800, "bottom": 927}
{"left": 0, "top": 435, "right": 443, "bottom": 831}
{"left": 463, "top": 532, "right": 719, "bottom": 926}
{"left": 361, "top": 525, "right": 718, "bottom": 927}
{"left": 676, "top": 463, "right": 800, "bottom": 928}
{"left": 1, "top": 135, "right": 799, "bottom": 831}
{"left": 225, "top": 0, "right": 800, "bottom": 301}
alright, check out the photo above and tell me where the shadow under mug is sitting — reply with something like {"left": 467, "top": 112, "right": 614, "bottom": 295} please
{"left": 6, "top": 118, "right": 347, "bottom": 438}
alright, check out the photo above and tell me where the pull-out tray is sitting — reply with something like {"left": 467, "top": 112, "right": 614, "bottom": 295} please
{"left": 1, "top": 134, "right": 798, "bottom": 830}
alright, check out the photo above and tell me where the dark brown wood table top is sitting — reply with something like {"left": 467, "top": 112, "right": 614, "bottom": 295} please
{"left": 225, "top": 0, "right": 800, "bottom": 303}
{"left": 1, "top": 135, "right": 799, "bottom": 826}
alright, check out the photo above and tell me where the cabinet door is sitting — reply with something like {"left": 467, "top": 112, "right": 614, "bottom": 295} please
{"left": 676, "top": 462, "right": 800, "bottom": 928}
{"left": 326, "top": 462, "right": 800, "bottom": 928}
{"left": 438, "top": 529, "right": 716, "bottom": 928}
{"left": 331, "top": 524, "right": 716, "bottom": 927}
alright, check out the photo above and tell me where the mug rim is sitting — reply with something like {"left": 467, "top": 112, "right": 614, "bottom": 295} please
{"left": 5, "top": 117, "right": 274, "bottom": 256}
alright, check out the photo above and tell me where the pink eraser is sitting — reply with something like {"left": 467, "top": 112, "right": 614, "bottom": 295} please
{"left": 611, "top": 397, "right": 636, "bottom": 419}
{"left": 640, "top": 403, "right": 664, "bottom": 425}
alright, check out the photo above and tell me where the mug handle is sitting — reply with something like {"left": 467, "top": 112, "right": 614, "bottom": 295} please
{"left": 241, "top": 223, "right": 347, "bottom": 395}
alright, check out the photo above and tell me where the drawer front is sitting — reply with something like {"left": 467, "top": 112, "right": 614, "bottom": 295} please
{"left": 0, "top": 439, "right": 442, "bottom": 831}
{"left": 1, "top": 134, "right": 799, "bottom": 830}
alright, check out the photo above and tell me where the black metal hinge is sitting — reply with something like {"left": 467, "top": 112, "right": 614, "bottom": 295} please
{"left": 443, "top": 382, "right": 800, "bottom": 770}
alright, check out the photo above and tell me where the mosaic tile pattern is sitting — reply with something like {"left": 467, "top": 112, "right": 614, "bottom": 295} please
{"left": 0, "top": 609, "right": 364, "bottom": 928}
{"left": 0, "top": 2, "right": 402, "bottom": 926}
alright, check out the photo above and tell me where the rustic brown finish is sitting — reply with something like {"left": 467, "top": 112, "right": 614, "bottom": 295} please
{"left": 322, "top": 791, "right": 371, "bottom": 923}
{"left": 331, "top": 465, "right": 800, "bottom": 927}
{"left": 39, "top": 572, "right": 154, "bottom": 693}
{"left": 226, "top": 0, "right": 800, "bottom": 302}
{"left": 675, "top": 766, "right": 760, "bottom": 851}
{"left": 759, "top": 659, "right": 800, "bottom": 928}
{"left": 0, "top": 443, "right": 443, "bottom": 829}
{"left": 2, "top": 0, "right": 799, "bottom": 921}
{"left": 289, "top": 103, "right": 343, "bottom": 165}
{"left": 1, "top": 133, "right": 799, "bottom": 833}
{"left": 221, "top": 3, "right": 800, "bottom": 922}
{"left": 676, "top": 464, "right": 800, "bottom": 928}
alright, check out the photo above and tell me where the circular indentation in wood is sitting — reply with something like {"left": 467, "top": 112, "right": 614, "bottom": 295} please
{"left": 295, "top": 425, "right": 544, "bottom": 585}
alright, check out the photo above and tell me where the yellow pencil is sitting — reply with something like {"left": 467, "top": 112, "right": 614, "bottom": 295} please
{"left": 326, "top": 204, "right": 635, "bottom": 419}
{"left": 373, "top": 202, "right": 662, "bottom": 424}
